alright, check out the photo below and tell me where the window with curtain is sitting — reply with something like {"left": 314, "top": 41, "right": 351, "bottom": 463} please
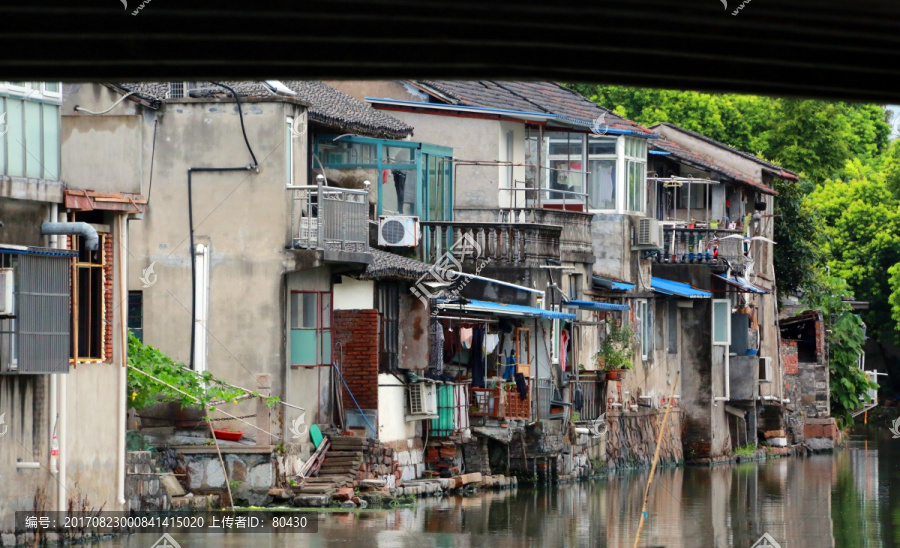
{"left": 588, "top": 135, "right": 617, "bottom": 210}
{"left": 290, "top": 291, "right": 332, "bottom": 366}
{"left": 546, "top": 131, "right": 585, "bottom": 202}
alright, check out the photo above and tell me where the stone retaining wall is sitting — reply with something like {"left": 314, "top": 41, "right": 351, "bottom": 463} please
{"left": 605, "top": 409, "right": 683, "bottom": 470}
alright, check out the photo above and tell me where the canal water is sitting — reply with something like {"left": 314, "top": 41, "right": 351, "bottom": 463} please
{"left": 107, "top": 430, "right": 899, "bottom": 547}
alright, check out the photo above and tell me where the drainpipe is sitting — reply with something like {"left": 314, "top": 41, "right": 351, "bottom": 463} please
{"left": 193, "top": 243, "right": 210, "bottom": 374}
{"left": 48, "top": 204, "right": 59, "bottom": 495}
{"left": 41, "top": 222, "right": 98, "bottom": 250}
{"left": 117, "top": 213, "right": 127, "bottom": 506}
{"left": 56, "top": 211, "right": 68, "bottom": 514}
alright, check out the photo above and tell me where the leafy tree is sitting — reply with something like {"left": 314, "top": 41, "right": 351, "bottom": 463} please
{"left": 772, "top": 177, "right": 819, "bottom": 298}
{"left": 808, "top": 161, "right": 900, "bottom": 343}
{"left": 801, "top": 272, "right": 876, "bottom": 426}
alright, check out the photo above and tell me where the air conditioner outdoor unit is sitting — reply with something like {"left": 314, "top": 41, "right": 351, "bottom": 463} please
{"left": 407, "top": 382, "right": 438, "bottom": 420}
{"left": 0, "top": 268, "right": 13, "bottom": 316}
{"left": 378, "top": 216, "right": 420, "bottom": 247}
{"left": 634, "top": 217, "right": 662, "bottom": 249}
{"left": 758, "top": 357, "right": 773, "bottom": 383}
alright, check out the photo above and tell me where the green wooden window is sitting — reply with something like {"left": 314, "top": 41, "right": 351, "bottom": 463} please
{"left": 290, "top": 291, "right": 332, "bottom": 366}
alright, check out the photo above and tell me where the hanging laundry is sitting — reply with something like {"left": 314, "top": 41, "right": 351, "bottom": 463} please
{"left": 560, "top": 329, "right": 569, "bottom": 372}
{"left": 514, "top": 372, "right": 528, "bottom": 401}
{"left": 470, "top": 326, "right": 486, "bottom": 388}
{"left": 460, "top": 327, "right": 473, "bottom": 349}
{"left": 484, "top": 333, "right": 500, "bottom": 354}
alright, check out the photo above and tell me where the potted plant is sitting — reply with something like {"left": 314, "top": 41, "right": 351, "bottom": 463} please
{"left": 594, "top": 320, "right": 635, "bottom": 380}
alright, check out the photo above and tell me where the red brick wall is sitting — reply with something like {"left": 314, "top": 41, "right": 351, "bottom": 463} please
{"left": 781, "top": 339, "right": 799, "bottom": 375}
{"left": 334, "top": 310, "right": 380, "bottom": 411}
{"left": 814, "top": 319, "right": 826, "bottom": 363}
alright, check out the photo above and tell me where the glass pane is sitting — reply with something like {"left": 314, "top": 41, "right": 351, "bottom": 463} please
{"left": 588, "top": 136, "right": 616, "bottom": 155}
{"left": 385, "top": 145, "right": 415, "bottom": 166}
{"left": 42, "top": 103, "right": 59, "bottom": 180}
{"left": 588, "top": 159, "right": 616, "bottom": 210}
{"left": 24, "top": 100, "right": 42, "bottom": 179}
{"left": 290, "top": 329, "right": 318, "bottom": 366}
{"left": 382, "top": 168, "right": 416, "bottom": 215}
{"left": 321, "top": 293, "right": 332, "bottom": 329}
{"left": 44, "top": 82, "right": 60, "bottom": 93}
{"left": 301, "top": 293, "right": 317, "bottom": 328}
{"left": 713, "top": 301, "right": 729, "bottom": 344}
{"left": 320, "top": 330, "right": 332, "bottom": 364}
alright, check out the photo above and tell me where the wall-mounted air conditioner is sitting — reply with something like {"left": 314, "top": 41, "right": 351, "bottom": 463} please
{"left": 634, "top": 217, "right": 663, "bottom": 249}
{"left": 759, "top": 357, "right": 773, "bottom": 383}
{"left": 407, "top": 382, "right": 438, "bottom": 420}
{"left": 378, "top": 216, "right": 420, "bottom": 247}
{"left": 0, "top": 268, "right": 13, "bottom": 317}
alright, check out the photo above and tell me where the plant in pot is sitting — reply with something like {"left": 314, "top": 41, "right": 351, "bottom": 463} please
{"left": 594, "top": 320, "right": 635, "bottom": 381}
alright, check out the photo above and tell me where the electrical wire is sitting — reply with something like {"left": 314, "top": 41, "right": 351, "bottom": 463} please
{"left": 146, "top": 118, "right": 158, "bottom": 204}
{"left": 212, "top": 82, "right": 259, "bottom": 169}
{"left": 73, "top": 91, "right": 136, "bottom": 115}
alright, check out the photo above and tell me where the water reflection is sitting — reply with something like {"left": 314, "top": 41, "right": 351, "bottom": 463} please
{"left": 105, "top": 432, "right": 896, "bottom": 548}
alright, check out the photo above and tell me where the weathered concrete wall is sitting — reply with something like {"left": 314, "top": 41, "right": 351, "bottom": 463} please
{"left": 334, "top": 276, "right": 373, "bottom": 310}
{"left": 398, "top": 289, "right": 429, "bottom": 370}
{"left": 605, "top": 409, "right": 683, "bottom": 470}
{"left": 377, "top": 374, "right": 417, "bottom": 443}
{"left": 179, "top": 450, "right": 274, "bottom": 506}
{"left": 64, "top": 83, "right": 313, "bottom": 441}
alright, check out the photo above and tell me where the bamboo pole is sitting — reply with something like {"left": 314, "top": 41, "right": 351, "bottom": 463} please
{"left": 632, "top": 371, "right": 680, "bottom": 548}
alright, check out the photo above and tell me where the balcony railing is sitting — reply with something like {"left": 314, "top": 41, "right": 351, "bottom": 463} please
{"left": 454, "top": 206, "right": 593, "bottom": 263}
{"left": 470, "top": 379, "right": 531, "bottom": 420}
{"left": 421, "top": 221, "right": 561, "bottom": 266}
{"left": 658, "top": 226, "right": 746, "bottom": 269}
{"left": 288, "top": 183, "right": 369, "bottom": 257}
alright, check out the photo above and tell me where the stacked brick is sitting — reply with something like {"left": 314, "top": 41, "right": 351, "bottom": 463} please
{"left": 332, "top": 310, "right": 379, "bottom": 412}
{"left": 424, "top": 441, "right": 459, "bottom": 477}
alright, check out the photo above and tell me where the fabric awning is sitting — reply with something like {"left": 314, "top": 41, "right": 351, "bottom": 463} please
{"left": 651, "top": 277, "right": 711, "bottom": 299}
{"left": 592, "top": 276, "right": 635, "bottom": 292}
{"left": 436, "top": 299, "right": 576, "bottom": 320}
{"left": 712, "top": 273, "right": 768, "bottom": 294}
{"left": 564, "top": 299, "right": 630, "bottom": 311}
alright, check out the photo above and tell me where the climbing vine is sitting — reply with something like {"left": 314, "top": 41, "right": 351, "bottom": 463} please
{"left": 126, "top": 332, "right": 279, "bottom": 412}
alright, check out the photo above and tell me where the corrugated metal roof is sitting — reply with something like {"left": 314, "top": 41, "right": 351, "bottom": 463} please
{"left": 592, "top": 276, "right": 635, "bottom": 292}
{"left": 564, "top": 300, "right": 630, "bottom": 311}
{"left": 437, "top": 299, "right": 576, "bottom": 320}
{"left": 650, "top": 277, "right": 711, "bottom": 299}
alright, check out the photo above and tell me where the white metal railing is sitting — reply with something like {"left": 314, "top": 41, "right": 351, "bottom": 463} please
{"left": 288, "top": 182, "right": 369, "bottom": 254}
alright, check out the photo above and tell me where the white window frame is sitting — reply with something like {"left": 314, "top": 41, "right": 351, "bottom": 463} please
{"left": 635, "top": 299, "right": 652, "bottom": 361}
{"left": 2, "top": 82, "right": 29, "bottom": 95}
{"left": 712, "top": 299, "right": 731, "bottom": 346}
{"left": 41, "top": 82, "right": 62, "bottom": 99}
{"left": 587, "top": 134, "right": 619, "bottom": 212}
{"left": 285, "top": 116, "right": 294, "bottom": 186}
{"left": 624, "top": 137, "right": 647, "bottom": 215}
{"left": 544, "top": 131, "right": 587, "bottom": 206}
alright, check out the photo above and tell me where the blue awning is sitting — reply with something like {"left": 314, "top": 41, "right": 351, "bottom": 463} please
{"left": 651, "top": 277, "right": 711, "bottom": 299}
{"left": 712, "top": 273, "right": 768, "bottom": 294}
{"left": 437, "top": 299, "right": 576, "bottom": 320}
{"left": 564, "top": 299, "right": 630, "bottom": 311}
{"left": 592, "top": 276, "right": 635, "bottom": 292}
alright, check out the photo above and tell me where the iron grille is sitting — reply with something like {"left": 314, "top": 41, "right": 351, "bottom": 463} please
{"left": 15, "top": 254, "right": 71, "bottom": 374}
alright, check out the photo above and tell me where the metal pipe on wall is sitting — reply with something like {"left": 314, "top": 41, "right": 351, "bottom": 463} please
{"left": 57, "top": 211, "right": 67, "bottom": 514}
{"left": 117, "top": 213, "right": 128, "bottom": 506}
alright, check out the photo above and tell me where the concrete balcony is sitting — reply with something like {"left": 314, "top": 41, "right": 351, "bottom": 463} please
{"left": 453, "top": 207, "right": 594, "bottom": 264}
{"left": 288, "top": 183, "right": 372, "bottom": 264}
{"left": 421, "top": 220, "right": 561, "bottom": 266}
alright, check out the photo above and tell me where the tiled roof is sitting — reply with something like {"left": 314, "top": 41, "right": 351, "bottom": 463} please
{"left": 358, "top": 248, "right": 434, "bottom": 281}
{"left": 650, "top": 138, "right": 777, "bottom": 196}
{"left": 411, "top": 81, "right": 654, "bottom": 136}
{"left": 651, "top": 123, "right": 798, "bottom": 181}
{"left": 116, "top": 81, "right": 414, "bottom": 139}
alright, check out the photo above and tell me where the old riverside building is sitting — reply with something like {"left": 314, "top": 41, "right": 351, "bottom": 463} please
{"left": 0, "top": 80, "right": 842, "bottom": 520}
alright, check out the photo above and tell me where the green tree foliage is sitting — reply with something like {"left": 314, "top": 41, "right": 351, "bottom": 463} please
{"left": 801, "top": 272, "right": 876, "bottom": 426}
{"left": 772, "top": 177, "right": 819, "bottom": 297}
{"left": 808, "top": 161, "right": 900, "bottom": 343}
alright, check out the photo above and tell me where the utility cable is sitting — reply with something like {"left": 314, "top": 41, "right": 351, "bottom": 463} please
{"left": 73, "top": 91, "right": 136, "bottom": 115}
{"left": 212, "top": 82, "right": 259, "bottom": 169}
